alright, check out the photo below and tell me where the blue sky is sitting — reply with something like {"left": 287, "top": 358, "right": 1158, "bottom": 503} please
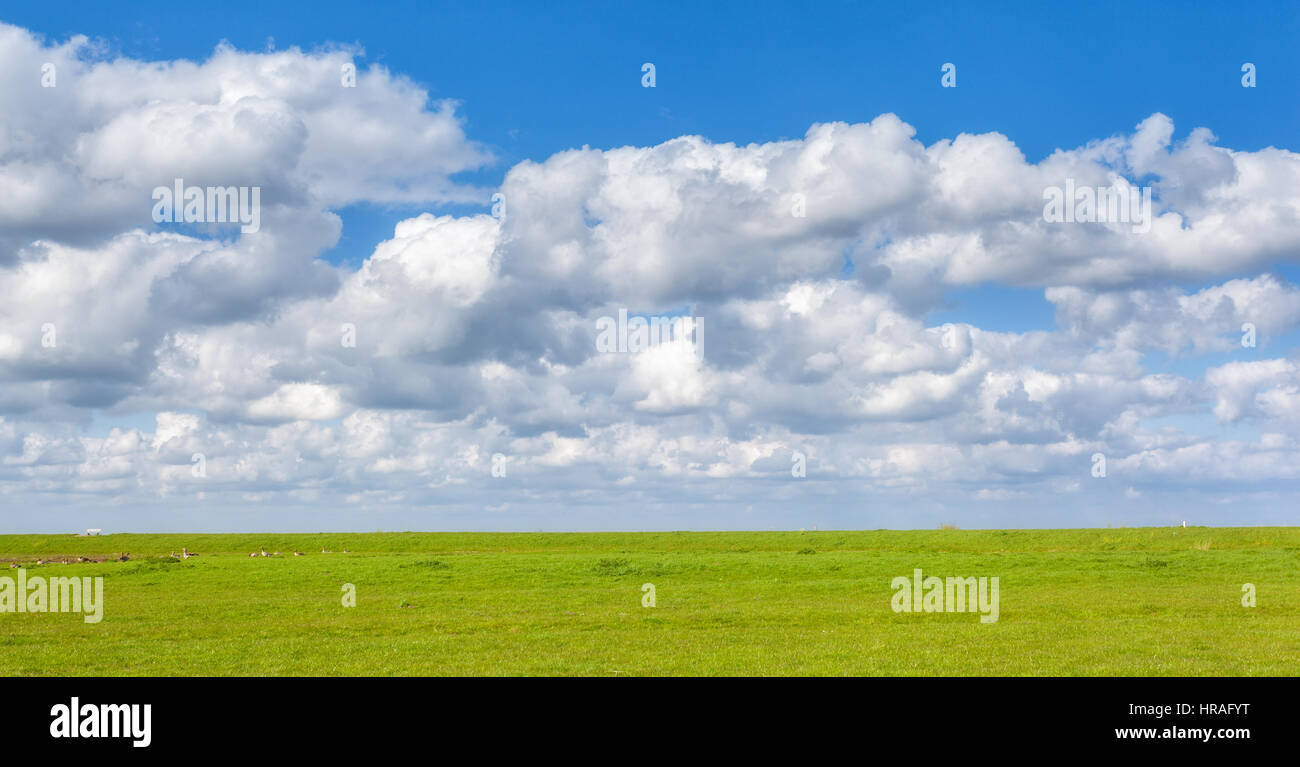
{"left": 1, "top": 3, "right": 1298, "bottom": 532}
{"left": 14, "top": 1, "right": 1297, "bottom": 156}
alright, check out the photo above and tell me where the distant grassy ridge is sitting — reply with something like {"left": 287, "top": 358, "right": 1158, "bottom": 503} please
{"left": 3, "top": 526, "right": 1298, "bottom": 558}
{"left": 1, "top": 527, "right": 1296, "bottom": 676}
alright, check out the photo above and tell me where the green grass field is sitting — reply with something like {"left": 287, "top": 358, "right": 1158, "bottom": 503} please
{"left": 1, "top": 527, "right": 1296, "bottom": 676}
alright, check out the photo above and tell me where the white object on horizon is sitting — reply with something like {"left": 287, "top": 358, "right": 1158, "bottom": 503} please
{"left": 86, "top": 528, "right": 102, "bottom": 536}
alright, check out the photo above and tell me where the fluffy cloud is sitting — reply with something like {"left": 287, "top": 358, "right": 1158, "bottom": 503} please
{"left": 1206, "top": 359, "right": 1300, "bottom": 424}
{"left": 1049, "top": 275, "right": 1300, "bottom": 356}
{"left": 0, "top": 23, "right": 489, "bottom": 255}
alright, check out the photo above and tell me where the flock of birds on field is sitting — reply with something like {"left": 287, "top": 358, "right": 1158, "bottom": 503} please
{"left": 6, "top": 545, "right": 352, "bottom": 568}
{"left": 9, "top": 554, "right": 127, "bottom": 567}
{"left": 245, "top": 546, "right": 350, "bottom": 558}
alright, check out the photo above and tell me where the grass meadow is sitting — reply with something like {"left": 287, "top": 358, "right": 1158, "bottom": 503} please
{"left": 1, "top": 527, "right": 1296, "bottom": 676}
